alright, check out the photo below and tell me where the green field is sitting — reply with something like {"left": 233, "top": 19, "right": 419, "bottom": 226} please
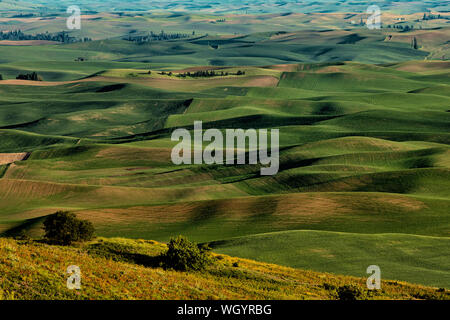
{"left": 0, "top": 1, "right": 449, "bottom": 296}
{"left": 210, "top": 230, "right": 450, "bottom": 288}
{"left": 1, "top": 59, "right": 448, "bottom": 288}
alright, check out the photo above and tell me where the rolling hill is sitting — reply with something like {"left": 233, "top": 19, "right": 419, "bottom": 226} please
{"left": 0, "top": 59, "right": 448, "bottom": 290}
{"left": 0, "top": 0, "right": 449, "bottom": 296}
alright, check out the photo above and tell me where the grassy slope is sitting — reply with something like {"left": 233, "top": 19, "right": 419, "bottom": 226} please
{"left": 1, "top": 237, "right": 448, "bottom": 300}
{"left": 209, "top": 230, "right": 450, "bottom": 288}
{"left": 0, "top": 57, "right": 449, "bottom": 288}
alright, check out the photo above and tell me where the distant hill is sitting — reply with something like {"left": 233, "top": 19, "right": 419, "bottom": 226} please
{"left": 5, "top": 0, "right": 449, "bottom": 14}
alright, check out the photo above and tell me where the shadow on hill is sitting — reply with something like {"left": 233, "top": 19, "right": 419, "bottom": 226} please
{"left": 1, "top": 215, "right": 47, "bottom": 238}
{"left": 86, "top": 241, "right": 163, "bottom": 268}
{"left": 337, "top": 34, "right": 367, "bottom": 44}
{"left": 96, "top": 83, "right": 128, "bottom": 92}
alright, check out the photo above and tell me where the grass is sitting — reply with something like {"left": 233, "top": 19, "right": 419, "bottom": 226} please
{"left": 209, "top": 230, "right": 450, "bottom": 288}
{"left": 1, "top": 236, "right": 448, "bottom": 300}
{"left": 0, "top": 29, "right": 448, "bottom": 292}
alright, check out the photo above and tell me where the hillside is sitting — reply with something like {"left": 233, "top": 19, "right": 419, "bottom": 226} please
{"left": 0, "top": 60, "right": 448, "bottom": 290}
{"left": 0, "top": 0, "right": 448, "bottom": 303}
{"left": 210, "top": 230, "right": 450, "bottom": 288}
{"left": 0, "top": 237, "right": 448, "bottom": 300}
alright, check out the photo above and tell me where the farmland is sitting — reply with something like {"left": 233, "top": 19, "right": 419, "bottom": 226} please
{"left": 0, "top": 0, "right": 449, "bottom": 298}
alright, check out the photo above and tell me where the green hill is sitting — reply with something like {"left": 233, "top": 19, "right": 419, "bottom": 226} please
{"left": 1, "top": 237, "right": 448, "bottom": 300}
{"left": 0, "top": 60, "right": 448, "bottom": 290}
{"left": 209, "top": 230, "right": 450, "bottom": 288}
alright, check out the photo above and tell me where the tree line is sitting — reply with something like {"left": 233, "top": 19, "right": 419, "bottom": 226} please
{"left": 16, "top": 72, "right": 43, "bottom": 81}
{"left": 385, "top": 24, "right": 416, "bottom": 31}
{"left": 124, "top": 30, "right": 193, "bottom": 43}
{"left": 0, "top": 72, "right": 43, "bottom": 81}
{"left": 158, "top": 70, "right": 246, "bottom": 78}
{"left": 422, "top": 13, "right": 448, "bottom": 20}
{"left": 0, "top": 30, "right": 92, "bottom": 43}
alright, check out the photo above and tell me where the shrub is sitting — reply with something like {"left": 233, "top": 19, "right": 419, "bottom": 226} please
{"left": 14, "top": 230, "right": 31, "bottom": 241}
{"left": 322, "top": 283, "right": 337, "bottom": 291}
{"left": 336, "top": 285, "right": 365, "bottom": 301}
{"left": 43, "top": 211, "right": 95, "bottom": 245}
{"left": 161, "top": 236, "right": 212, "bottom": 271}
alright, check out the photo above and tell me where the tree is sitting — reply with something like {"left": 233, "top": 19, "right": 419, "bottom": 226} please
{"left": 412, "top": 36, "right": 419, "bottom": 49}
{"left": 160, "top": 236, "right": 212, "bottom": 271}
{"left": 43, "top": 211, "right": 95, "bottom": 245}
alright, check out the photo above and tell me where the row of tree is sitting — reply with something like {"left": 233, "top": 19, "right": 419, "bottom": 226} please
{"left": 422, "top": 13, "right": 447, "bottom": 20}
{"left": 0, "top": 30, "right": 91, "bottom": 43}
{"left": 0, "top": 72, "right": 43, "bottom": 81}
{"left": 385, "top": 24, "right": 416, "bottom": 31}
{"left": 170, "top": 70, "right": 246, "bottom": 78}
{"left": 124, "top": 30, "right": 193, "bottom": 43}
{"left": 16, "top": 72, "right": 43, "bottom": 81}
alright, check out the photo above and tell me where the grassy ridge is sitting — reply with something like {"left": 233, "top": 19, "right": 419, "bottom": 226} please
{"left": 1, "top": 237, "right": 448, "bottom": 300}
{"left": 0, "top": 60, "right": 449, "bottom": 289}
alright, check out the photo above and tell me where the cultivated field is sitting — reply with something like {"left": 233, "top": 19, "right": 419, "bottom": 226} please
{"left": 0, "top": 0, "right": 449, "bottom": 298}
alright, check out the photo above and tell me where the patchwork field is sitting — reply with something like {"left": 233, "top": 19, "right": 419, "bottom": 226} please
{"left": 0, "top": 57, "right": 448, "bottom": 289}
{"left": 0, "top": 0, "right": 449, "bottom": 298}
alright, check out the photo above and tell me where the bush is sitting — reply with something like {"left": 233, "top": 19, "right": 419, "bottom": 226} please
{"left": 336, "top": 285, "right": 365, "bottom": 301}
{"left": 14, "top": 230, "right": 31, "bottom": 241}
{"left": 322, "top": 283, "right": 337, "bottom": 291}
{"left": 161, "top": 236, "right": 212, "bottom": 271}
{"left": 43, "top": 211, "right": 95, "bottom": 245}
